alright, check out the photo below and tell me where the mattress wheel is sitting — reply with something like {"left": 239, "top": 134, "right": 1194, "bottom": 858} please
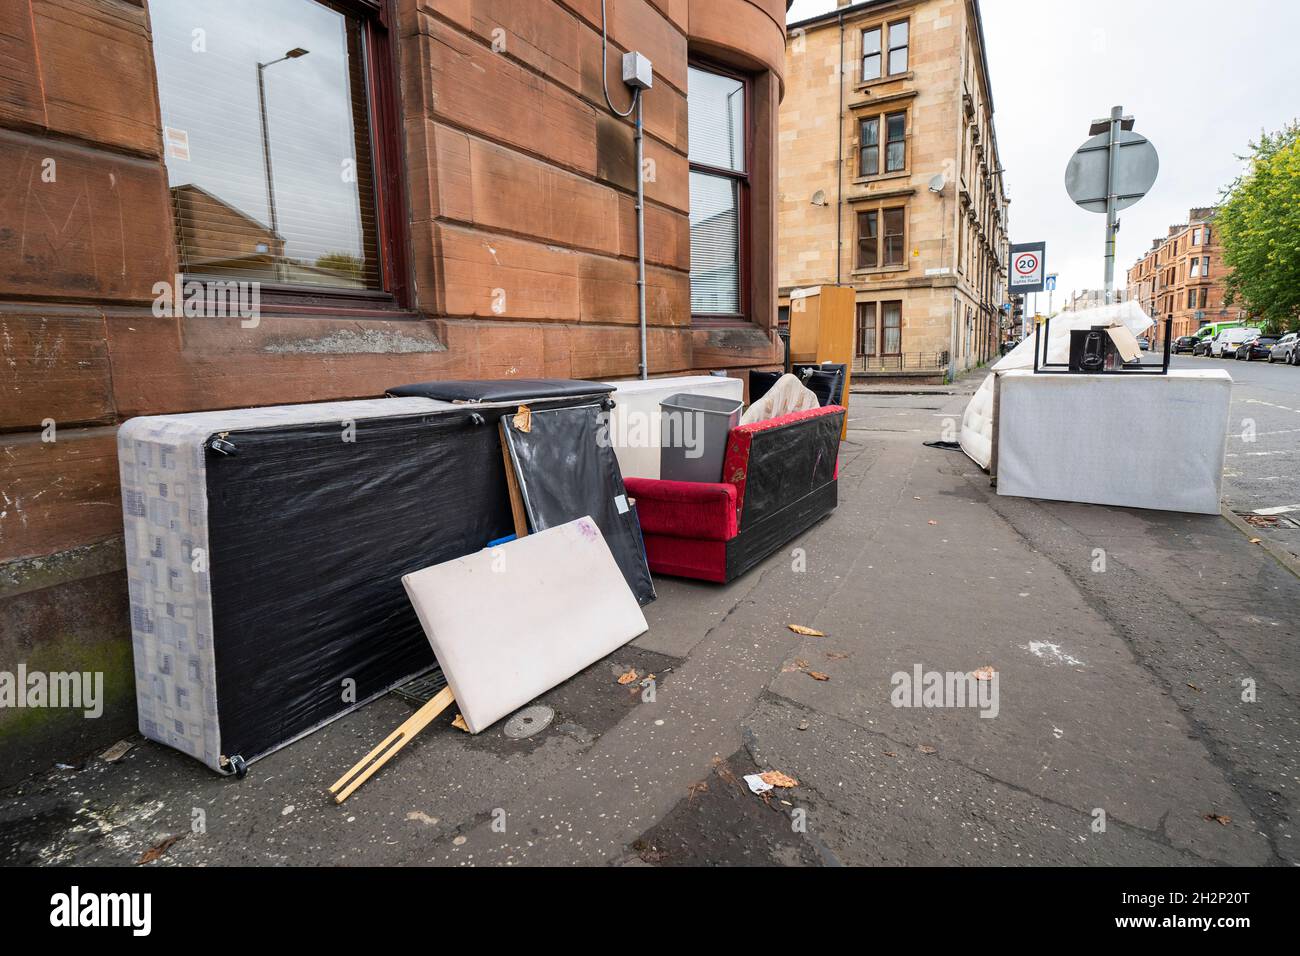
{"left": 228, "top": 754, "right": 248, "bottom": 778}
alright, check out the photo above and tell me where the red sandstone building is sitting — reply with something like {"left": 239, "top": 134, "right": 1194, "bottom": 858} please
{"left": 1126, "top": 206, "right": 1235, "bottom": 342}
{"left": 0, "top": 0, "right": 789, "bottom": 779}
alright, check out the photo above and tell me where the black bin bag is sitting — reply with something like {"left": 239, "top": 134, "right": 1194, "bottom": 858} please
{"left": 500, "top": 403, "right": 656, "bottom": 606}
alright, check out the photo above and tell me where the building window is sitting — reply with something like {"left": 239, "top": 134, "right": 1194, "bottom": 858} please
{"left": 883, "top": 207, "right": 905, "bottom": 266}
{"left": 862, "top": 20, "right": 908, "bottom": 81}
{"left": 1189, "top": 258, "right": 1200, "bottom": 278}
{"left": 151, "top": 0, "right": 401, "bottom": 299}
{"left": 888, "top": 21, "right": 909, "bottom": 74}
{"left": 882, "top": 300, "right": 902, "bottom": 353}
{"left": 861, "top": 27, "right": 882, "bottom": 81}
{"left": 1199, "top": 288, "right": 1208, "bottom": 309}
{"left": 857, "top": 111, "right": 907, "bottom": 177}
{"left": 858, "top": 118, "right": 879, "bottom": 177}
{"left": 885, "top": 112, "right": 907, "bottom": 172}
{"left": 1192, "top": 227, "right": 1202, "bottom": 245}
{"left": 855, "top": 301, "right": 903, "bottom": 357}
{"left": 855, "top": 206, "right": 906, "bottom": 269}
{"left": 688, "top": 65, "right": 748, "bottom": 319}
{"left": 1202, "top": 256, "right": 1210, "bottom": 278}
{"left": 1188, "top": 290, "right": 1197, "bottom": 309}
{"left": 855, "top": 302, "right": 877, "bottom": 356}
{"left": 855, "top": 211, "right": 878, "bottom": 269}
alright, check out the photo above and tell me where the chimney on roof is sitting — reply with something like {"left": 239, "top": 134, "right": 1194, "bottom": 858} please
{"left": 1189, "top": 206, "right": 1216, "bottom": 221}
{"left": 837, "top": 0, "right": 854, "bottom": 6}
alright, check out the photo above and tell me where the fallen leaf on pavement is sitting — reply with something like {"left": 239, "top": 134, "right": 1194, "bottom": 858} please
{"left": 794, "top": 658, "right": 809, "bottom": 668}
{"left": 971, "top": 666, "right": 996, "bottom": 681}
{"left": 788, "top": 624, "right": 824, "bottom": 637}
{"left": 1202, "top": 813, "right": 1232, "bottom": 826}
{"left": 138, "top": 834, "right": 183, "bottom": 865}
{"left": 1248, "top": 537, "right": 1261, "bottom": 544}
{"left": 918, "top": 744, "right": 937, "bottom": 755}
{"left": 100, "top": 739, "right": 133, "bottom": 763}
{"left": 451, "top": 713, "right": 470, "bottom": 732}
{"left": 826, "top": 651, "right": 850, "bottom": 660}
{"left": 760, "top": 770, "right": 799, "bottom": 788}
{"left": 806, "top": 670, "right": 830, "bottom": 681}
{"left": 928, "top": 520, "right": 939, "bottom": 526}
{"left": 882, "top": 751, "right": 897, "bottom": 758}
{"left": 1187, "top": 682, "right": 1201, "bottom": 692}
{"left": 617, "top": 668, "right": 638, "bottom": 685}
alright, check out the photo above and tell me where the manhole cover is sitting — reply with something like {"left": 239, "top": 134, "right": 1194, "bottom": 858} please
{"left": 503, "top": 705, "right": 554, "bottom": 739}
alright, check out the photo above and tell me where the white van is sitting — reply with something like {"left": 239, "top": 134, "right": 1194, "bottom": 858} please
{"left": 1211, "top": 327, "right": 1258, "bottom": 357}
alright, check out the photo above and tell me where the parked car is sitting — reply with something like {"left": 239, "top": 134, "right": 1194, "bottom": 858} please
{"left": 1268, "top": 331, "right": 1299, "bottom": 364}
{"left": 1212, "top": 327, "right": 1258, "bottom": 357}
{"left": 1138, "top": 338, "right": 1150, "bottom": 351}
{"left": 1172, "top": 336, "right": 1198, "bottom": 354}
{"left": 1192, "top": 336, "right": 1214, "bottom": 356}
{"left": 1240, "top": 335, "right": 1279, "bottom": 361}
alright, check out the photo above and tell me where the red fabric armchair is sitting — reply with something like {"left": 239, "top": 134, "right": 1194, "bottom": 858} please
{"left": 625, "top": 405, "right": 845, "bottom": 583}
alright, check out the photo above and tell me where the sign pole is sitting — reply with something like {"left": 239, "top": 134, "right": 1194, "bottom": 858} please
{"left": 1103, "top": 104, "right": 1122, "bottom": 304}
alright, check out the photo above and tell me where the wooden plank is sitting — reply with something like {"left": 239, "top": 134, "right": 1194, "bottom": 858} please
{"left": 498, "top": 418, "right": 530, "bottom": 539}
{"left": 328, "top": 686, "right": 455, "bottom": 803}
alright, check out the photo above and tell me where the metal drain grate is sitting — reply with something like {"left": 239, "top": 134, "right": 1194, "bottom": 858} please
{"left": 1237, "top": 511, "right": 1300, "bottom": 530}
{"left": 390, "top": 666, "right": 448, "bottom": 706}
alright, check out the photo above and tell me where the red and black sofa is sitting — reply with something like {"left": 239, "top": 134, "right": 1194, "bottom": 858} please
{"left": 623, "top": 404, "right": 845, "bottom": 583}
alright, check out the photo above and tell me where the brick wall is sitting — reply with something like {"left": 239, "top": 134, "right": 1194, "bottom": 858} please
{"left": 0, "top": 0, "right": 787, "bottom": 781}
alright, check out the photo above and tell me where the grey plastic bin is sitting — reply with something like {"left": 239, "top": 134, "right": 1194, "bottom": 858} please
{"left": 659, "top": 392, "right": 744, "bottom": 483}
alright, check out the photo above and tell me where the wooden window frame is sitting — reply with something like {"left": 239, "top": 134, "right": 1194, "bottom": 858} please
{"left": 857, "top": 109, "right": 908, "bottom": 178}
{"left": 887, "top": 20, "right": 909, "bottom": 75}
{"left": 854, "top": 202, "right": 907, "bottom": 271}
{"left": 861, "top": 17, "right": 911, "bottom": 84}
{"left": 882, "top": 207, "right": 906, "bottom": 267}
{"left": 166, "top": 0, "right": 410, "bottom": 316}
{"left": 858, "top": 116, "right": 880, "bottom": 178}
{"left": 688, "top": 58, "right": 753, "bottom": 328}
{"left": 855, "top": 300, "right": 903, "bottom": 357}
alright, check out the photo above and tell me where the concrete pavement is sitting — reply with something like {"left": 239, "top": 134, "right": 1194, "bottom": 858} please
{"left": 1179, "top": 352, "right": 1300, "bottom": 563}
{"left": 2, "top": 374, "right": 1296, "bottom": 866}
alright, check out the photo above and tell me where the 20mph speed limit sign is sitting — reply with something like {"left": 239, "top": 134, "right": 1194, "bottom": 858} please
{"left": 1009, "top": 241, "right": 1046, "bottom": 294}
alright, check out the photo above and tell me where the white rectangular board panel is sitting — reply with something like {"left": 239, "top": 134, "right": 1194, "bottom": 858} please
{"left": 602, "top": 375, "right": 744, "bottom": 479}
{"left": 401, "top": 516, "right": 648, "bottom": 734}
{"left": 996, "top": 369, "right": 1232, "bottom": 514}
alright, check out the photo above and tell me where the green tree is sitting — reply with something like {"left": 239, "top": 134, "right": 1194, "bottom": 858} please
{"left": 1217, "top": 122, "right": 1300, "bottom": 334}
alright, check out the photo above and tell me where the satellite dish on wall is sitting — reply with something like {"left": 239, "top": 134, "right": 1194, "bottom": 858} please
{"left": 928, "top": 172, "right": 947, "bottom": 194}
{"left": 810, "top": 189, "right": 827, "bottom": 206}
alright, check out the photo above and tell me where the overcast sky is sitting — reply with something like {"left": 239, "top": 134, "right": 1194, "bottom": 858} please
{"left": 786, "top": 0, "right": 1300, "bottom": 305}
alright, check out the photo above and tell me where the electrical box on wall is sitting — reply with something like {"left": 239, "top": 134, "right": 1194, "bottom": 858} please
{"left": 622, "top": 51, "right": 653, "bottom": 90}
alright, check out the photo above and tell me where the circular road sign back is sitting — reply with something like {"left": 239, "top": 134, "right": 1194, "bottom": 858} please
{"left": 1064, "top": 129, "right": 1159, "bottom": 214}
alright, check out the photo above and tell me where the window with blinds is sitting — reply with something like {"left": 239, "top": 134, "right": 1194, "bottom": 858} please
{"left": 152, "top": 0, "right": 383, "bottom": 292}
{"left": 688, "top": 65, "right": 747, "bottom": 319}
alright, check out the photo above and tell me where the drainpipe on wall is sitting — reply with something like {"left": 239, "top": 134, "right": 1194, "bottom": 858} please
{"left": 836, "top": 12, "right": 845, "bottom": 285}
{"left": 600, "top": 0, "right": 650, "bottom": 379}
{"left": 634, "top": 95, "right": 648, "bottom": 379}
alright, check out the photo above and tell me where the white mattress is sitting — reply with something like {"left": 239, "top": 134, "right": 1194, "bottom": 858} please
{"left": 995, "top": 369, "right": 1232, "bottom": 514}
{"left": 402, "top": 517, "right": 648, "bottom": 733}
{"left": 602, "top": 375, "right": 745, "bottom": 479}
